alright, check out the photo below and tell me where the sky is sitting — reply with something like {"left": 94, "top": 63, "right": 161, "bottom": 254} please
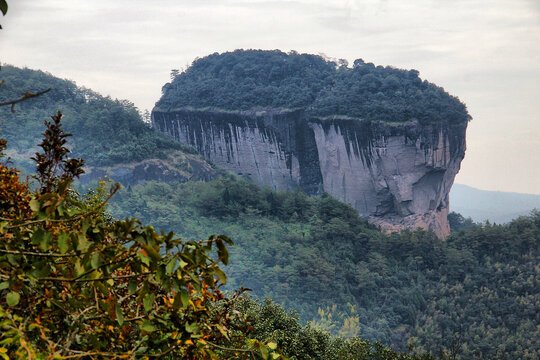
{"left": 1, "top": 0, "right": 539, "bottom": 194}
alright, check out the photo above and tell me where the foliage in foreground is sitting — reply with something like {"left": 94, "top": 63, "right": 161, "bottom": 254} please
{"left": 0, "top": 114, "right": 283, "bottom": 359}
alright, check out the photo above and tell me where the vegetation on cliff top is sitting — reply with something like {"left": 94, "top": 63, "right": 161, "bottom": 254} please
{"left": 156, "top": 49, "right": 471, "bottom": 124}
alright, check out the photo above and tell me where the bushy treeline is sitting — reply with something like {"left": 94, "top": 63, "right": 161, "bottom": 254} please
{"left": 0, "top": 65, "right": 191, "bottom": 168}
{"left": 236, "top": 297, "right": 435, "bottom": 360}
{"left": 156, "top": 49, "right": 471, "bottom": 124}
{"left": 158, "top": 50, "right": 336, "bottom": 112}
{"left": 110, "top": 178, "right": 539, "bottom": 359}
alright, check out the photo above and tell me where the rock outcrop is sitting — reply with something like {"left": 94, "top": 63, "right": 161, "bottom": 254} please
{"left": 152, "top": 109, "right": 466, "bottom": 237}
{"left": 80, "top": 151, "right": 217, "bottom": 185}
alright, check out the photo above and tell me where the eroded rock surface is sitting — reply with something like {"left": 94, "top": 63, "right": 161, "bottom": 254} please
{"left": 152, "top": 109, "right": 466, "bottom": 237}
{"left": 81, "top": 152, "right": 217, "bottom": 185}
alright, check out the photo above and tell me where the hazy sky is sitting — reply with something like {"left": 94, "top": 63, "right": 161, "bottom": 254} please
{"left": 1, "top": 0, "right": 539, "bottom": 194}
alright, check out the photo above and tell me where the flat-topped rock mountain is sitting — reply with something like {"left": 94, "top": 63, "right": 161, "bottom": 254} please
{"left": 152, "top": 49, "right": 470, "bottom": 237}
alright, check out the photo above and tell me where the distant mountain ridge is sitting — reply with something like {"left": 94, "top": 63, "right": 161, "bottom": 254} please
{"left": 450, "top": 184, "right": 540, "bottom": 223}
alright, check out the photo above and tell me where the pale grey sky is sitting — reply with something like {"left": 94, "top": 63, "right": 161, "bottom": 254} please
{"left": 1, "top": 0, "right": 539, "bottom": 194}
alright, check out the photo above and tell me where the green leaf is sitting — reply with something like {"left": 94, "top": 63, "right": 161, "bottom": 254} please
{"left": 143, "top": 293, "right": 155, "bottom": 313}
{"left": 73, "top": 258, "right": 84, "bottom": 277}
{"left": 57, "top": 179, "right": 70, "bottom": 194}
{"left": 6, "top": 292, "right": 19, "bottom": 307}
{"left": 141, "top": 244, "right": 160, "bottom": 262}
{"left": 173, "top": 289, "right": 189, "bottom": 309}
{"left": 91, "top": 252, "right": 102, "bottom": 269}
{"left": 57, "top": 231, "right": 70, "bottom": 254}
{"left": 216, "top": 324, "right": 230, "bottom": 340}
{"left": 260, "top": 345, "right": 269, "bottom": 359}
{"left": 31, "top": 227, "right": 45, "bottom": 245}
{"left": 31, "top": 228, "right": 52, "bottom": 251}
{"left": 108, "top": 300, "right": 117, "bottom": 322}
{"left": 29, "top": 197, "right": 39, "bottom": 212}
{"left": 128, "top": 280, "right": 138, "bottom": 294}
{"left": 0, "top": 282, "right": 8, "bottom": 290}
{"left": 214, "top": 267, "right": 227, "bottom": 284}
{"left": 140, "top": 320, "right": 155, "bottom": 332}
{"left": 115, "top": 303, "right": 124, "bottom": 326}
{"left": 180, "top": 289, "right": 189, "bottom": 308}
{"left": 166, "top": 258, "right": 177, "bottom": 275}
{"left": 95, "top": 282, "right": 108, "bottom": 296}
{"left": 267, "top": 342, "right": 278, "bottom": 350}
{"left": 220, "top": 235, "right": 234, "bottom": 245}
{"left": 156, "top": 265, "right": 165, "bottom": 282}
{"left": 77, "top": 233, "right": 89, "bottom": 251}
{"left": 216, "top": 239, "right": 229, "bottom": 265}
{"left": 185, "top": 322, "right": 199, "bottom": 333}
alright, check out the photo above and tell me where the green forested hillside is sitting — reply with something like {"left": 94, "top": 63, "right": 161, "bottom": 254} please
{"left": 2, "top": 63, "right": 536, "bottom": 359}
{"left": 0, "top": 67, "right": 437, "bottom": 360}
{"left": 156, "top": 49, "right": 471, "bottom": 124}
{"left": 1, "top": 67, "right": 440, "bottom": 360}
{"left": 0, "top": 65, "right": 192, "bottom": 169}
{"left": 110, "top": 178, "right": 539, "bottom": 359}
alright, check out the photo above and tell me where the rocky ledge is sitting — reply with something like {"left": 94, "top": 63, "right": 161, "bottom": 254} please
{"left": 80, "top": 151, "right": 217, "bottom": 186}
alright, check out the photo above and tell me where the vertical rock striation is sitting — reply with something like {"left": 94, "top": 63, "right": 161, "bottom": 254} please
{"left": 152, "top": 109, "right": 466, "bottom": 238}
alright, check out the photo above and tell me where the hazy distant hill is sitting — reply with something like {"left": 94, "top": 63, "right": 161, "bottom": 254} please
{"left": 450, "top": 184, "right": 540, "bottom": 223}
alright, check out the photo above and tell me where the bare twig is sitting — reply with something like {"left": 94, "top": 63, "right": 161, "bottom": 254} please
{"left": 37, "top": 272, "right": 155, "bottom": 283}
{"left": 0, "top": 88, "right": 51, "bottom": 112}
{"left": 0, "top": 249, "right": 80, "bottom": 257}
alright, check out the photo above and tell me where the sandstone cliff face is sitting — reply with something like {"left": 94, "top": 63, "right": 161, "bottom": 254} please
{"left": 152, "top": 109, "right": 466, "bottom": 237}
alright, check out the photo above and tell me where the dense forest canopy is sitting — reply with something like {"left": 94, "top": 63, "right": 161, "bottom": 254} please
{"left": 156, "top": 49, "right": 471, "bottom": 124}
{"left": 0, "top": 65, "right": 189, "bottom": 169}
{"left": 110, "top": 178, "right": 539, "bottom": 359}
{"left": 0, "top": 151, "right": 435, "bottom": 358}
